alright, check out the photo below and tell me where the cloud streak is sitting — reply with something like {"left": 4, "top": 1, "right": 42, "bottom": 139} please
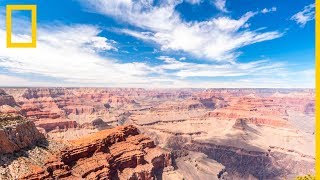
{"left": 213, "top": 0, "right": 228, "bottom": 12}
{"left": 80, "top": 0, "right": 283, "bottom": 62}
{"left": 291, "top": 3, "right": 315, "bottom": 27}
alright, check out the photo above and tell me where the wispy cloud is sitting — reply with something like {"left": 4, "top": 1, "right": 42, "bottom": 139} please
{"left": 0, "top": 21, "right": 158, "bottom": 86}
{"left": 261, "top": 7, "right": 277, "bottom": 14}
{"left": 291, "top": 3, "right": 315, "bottom": 27}
{"left": 80, "top": 0, "right": 282, "bottom": 62}
{"left": 156, "top": 56, "right": 285, "bottom": 78}
{"left": 213, "top": 0, "right": 228, "bottom": 12}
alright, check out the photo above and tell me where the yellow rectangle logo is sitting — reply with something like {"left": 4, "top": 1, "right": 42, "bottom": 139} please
{"left": 6, "top": 5, "right": 37, "bottom": 48}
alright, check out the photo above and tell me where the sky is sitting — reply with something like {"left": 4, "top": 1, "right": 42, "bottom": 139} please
{"left": 0, "top": 0, "right": 315, "bottom": 88}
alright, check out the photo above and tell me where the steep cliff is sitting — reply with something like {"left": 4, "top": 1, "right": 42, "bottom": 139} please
{"left": 0, "top": 89, "right": 17, "bottom": 107}
{"left": 11, "top": 125, "right": 173, "bottom": 179}
{"left": 0, "top": 114, "right": 44, "bottom": 154}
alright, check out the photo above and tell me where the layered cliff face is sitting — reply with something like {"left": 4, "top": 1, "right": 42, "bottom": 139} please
{"left": 0, "top": 89, "right": 17, "bottom": 107}
{"left": 6, "top": 88, "right": 313, "bottom": 132}
{"left": 0, "top": 125, "right": 172, "bottom": 180}
{"left": 183, "top": 142, "right": 314, "bottom": 179}
{"left": 124, "top": 89, "right": 315, "bottom": 179}
{"left": 0, "top": 89, "right": 20, "bottom": 115}
{"left": 5, "top": 88, "right": 143, "bottom": 131}
{"left": 0, "top": 114, "right": 44, "bottom": 154}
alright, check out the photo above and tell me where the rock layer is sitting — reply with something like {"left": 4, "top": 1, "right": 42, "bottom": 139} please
{"left": 0, "top": 89, "right": 17, "bottom": 107}
{"left": 20, "top": 125, "right": 172, "bottom": 179}
{"left": 0, "top": 115, "right": 44, "bottom": 154}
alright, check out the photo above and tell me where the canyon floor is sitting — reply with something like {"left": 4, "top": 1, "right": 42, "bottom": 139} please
{"left": 0, "top": 88, "right": 315, "bottom": 179}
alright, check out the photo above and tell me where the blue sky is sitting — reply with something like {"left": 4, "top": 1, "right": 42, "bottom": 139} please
{"left": 0, "top": 0, "right": 315, "bottom": 88}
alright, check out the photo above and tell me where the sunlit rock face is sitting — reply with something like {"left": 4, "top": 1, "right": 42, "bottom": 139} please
{"left": 0, "top": 115, "right": 44, "bottom": 154}
{"left": 0, "top": 125, "right": 172, "bottom": 179}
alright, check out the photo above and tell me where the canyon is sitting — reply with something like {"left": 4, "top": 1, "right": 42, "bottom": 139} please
{"left": 0, "top": 88, "right": 315, "bottom": 179}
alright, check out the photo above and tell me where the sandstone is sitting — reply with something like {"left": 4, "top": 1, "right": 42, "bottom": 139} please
{"left": 80, "top": 117, "right": 112, "bottom": 130}
{"left": 35, "top": 118, "right": 77, "bottom": 132}
{"left": 233, "top": 118, "right": 247, "bottom": 130}
{"left": 0, "top": 89, "right": 17, "bottom": 107}
{"left": 18, "top": 125, "right": 172, "bottom": 179}
{"left": 0, "top": 115, "right": 44, "bottom": 154}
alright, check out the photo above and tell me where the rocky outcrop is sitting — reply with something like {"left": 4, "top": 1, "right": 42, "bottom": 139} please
{"left": 34, "top": 118, "right": 77, "bottom": 132}
{"left": 21, "top": 88, "right": 67, "bottom": 99}
{"left": 80, "top": 118, "right": 111, "bottom": 130}
{"left": 184, "top": 142, "right": 315, "bottom": 179}
{"left": 64, "top": 105, "right": 95, "bottom": 115}
{"left": 233, "top": 118, "right": 247, "bottom": 130}
{"left": 3, "top": 88, "right": 143, "bottom": 130}
{"left": 20, "top": 99, "right": 62, "bottom": 119}
{"left": 0, "top": 115, "right": 44, "bottom": 154}
{"left": 203, "top": 96, "right": 291, "bottom": 127}
{"left": 0, "top": 89, "right": 17, "bottom": 107}
{"left": 0, "top": 89, "right": 20, "bottom": 116}
{"left": 304, "top": 102, "right": 315, "bottom": 115}
{"left": 20, "top": 125, "right": 172, "bottom": 179}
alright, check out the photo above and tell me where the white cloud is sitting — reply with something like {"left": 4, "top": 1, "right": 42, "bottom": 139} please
{"left": 80, "top": 0, "right": 180, "bottom": 32}
{"left": 261, "top": 7, "right": 277, "bottom": 14}
{"left": 0, "top": 21, "right": 162, "bottom": 86}
{"left": 141, "top": 68, "right": 315, "bottom": 88}
{"left": 0, "top": 75, "right": 36, "bottom": 86}
{"left": 213, "top": 0, "right": 227, "bottom": 12}
{"left": 0, "top": 74, "right": 81, "bottom": 87}
{"left": 291, "top": 3, "right": 315, "bottom": 27}
{"left": 39, "top": 25, "right": 118, "bottom": 52}
{"left": 156, "top": 56, "right": 286, "bottom": 78}
{"left": 80, "top": 0, "right": 282, "bottom": 62}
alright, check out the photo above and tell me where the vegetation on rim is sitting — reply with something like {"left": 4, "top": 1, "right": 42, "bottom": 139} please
{"left": 0, "top": 113, "right": 26, "bottom": 128}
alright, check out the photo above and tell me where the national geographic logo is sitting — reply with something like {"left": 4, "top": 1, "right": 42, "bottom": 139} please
{"left": 6, "top": 5, "right": 37, "bottom": 48}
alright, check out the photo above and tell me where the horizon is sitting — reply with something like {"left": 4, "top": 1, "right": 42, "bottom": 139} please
{"left": 0, "top": 86, "right": 315, "bottom": 90}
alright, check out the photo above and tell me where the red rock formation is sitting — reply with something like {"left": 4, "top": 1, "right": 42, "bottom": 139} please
{"left": 184, "top": 141, "right": 315, "bottom": 179}
{"left": 0, "top": 89, "right": 17, "bottom": 107}
{"left": 4, "top": 88, "right": 141, "bottom": 131}
{"left": 64, "top": 105, "right": 95, "bottom": 115}
{"left": 0, "top": 89, "right": 20, "bottom": 116}
{"left": 20, "top": 98, "right": 62, "bottom": 119}
{"left": 205, "top": 96, "right": 290, "bottom": 127}
{"left": 35, "top": 118, "right": 77, "bottom": 132}
{"left": 1, "top": 87, "right": 314, "bottom": 130}
{"left": 21, "top": 88, "right": 68, "bottom": 99}
{"left": 233, "top": 118, "right": 247, "bottom": 130}
{"left": 20, "top": 125, "right": 172, "bottom": 179}
{"left": 0, "top": 115, "right": 44, "bottom": 154}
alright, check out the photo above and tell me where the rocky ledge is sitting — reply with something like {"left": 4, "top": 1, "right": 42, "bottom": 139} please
{"left": 0, "top": 114, "right": 44, "bottom": 154}
{"left": 19, "top": 125, "right": 172, "bottom": 179}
